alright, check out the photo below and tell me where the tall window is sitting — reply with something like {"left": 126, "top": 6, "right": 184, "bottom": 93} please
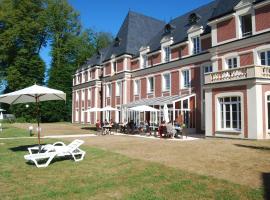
{"left": 106, "top": 84, "right": 111, "bottom": 97}
{"left": 134, "top": 80, "right": 140, "bottom": 95}
{"left": 147, "top": 77, "right": 154, "bottom": 93}
{"left": 112, "top": 61, "right": 117, "bottom": 73}
{"left": 267, "top": 95, "right": 270, "bottom": 131}
{"left": 241, "top": 14, "right": 252, "bottom": 37}
{"left": 116, "top": 81, "right": 121, "bottom": 96}
{"left": 182, "top": 70, "right": 190, "bottom": 88}
{"left": 142, "top": 54, "right": 148, "bottom": 68}
{"left": 219, "top": 97, "right": 241, "bottom": 130}
{"left": 88, "top": 88, "right": 91, "bottom": 108}
{"left": 192, "top": 36, "right": 201, "bottom": 54}
{"left": 164, "top": 46, "right": 171, "bottom": 63}
{"left": 163, "top": 73, "right": 171, "bottom": 91}
{"left": 260, "top": 51, "right": 270, "bottom": 66}
{"left": 227, "top": 57, "right": 238, "bottom": 69}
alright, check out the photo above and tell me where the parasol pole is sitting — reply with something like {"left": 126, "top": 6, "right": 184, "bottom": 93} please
{"left": 35, "top": 95, "right": 41, "bottom": 147}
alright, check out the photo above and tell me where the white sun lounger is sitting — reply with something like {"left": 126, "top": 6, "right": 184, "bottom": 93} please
{"left": 24, "top": 139, "right": 86, "bottom": 168}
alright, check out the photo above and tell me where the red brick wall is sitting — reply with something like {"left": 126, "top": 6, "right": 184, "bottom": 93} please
{"left": 201, "top": 37, "right": 211, "bottom": 51}
{"left": 171, "top": 47, "right": 181, "bottom": 60}
{"left": 91, "top": 69, "right": 95, "bottom": 79}
{"left": 212, "top": 86, "right": 248, "bottom": 138}
{"left": 117, "top": 59, "right": 124, "bottom": 72}
{"left": 155, "top": 75, "right": 162, "bottom": 97}
{"left": 217, "top": 17, "right": 236, "bottom": 43}
{"left": 181, "top": 45, "right": 189, "bottom": 57}
{"left": 131, "top": 59, "right": 139, "bottom": 71}
{"left": 240, "top": 52, "right": 254, "bottom": 67}
{"left": 152, "top": 53, "right": 161, "bottom": 65}
{"left": 112, "top": 82, "right": 115, "bottom": 107}
{"left": 255, "top": 4, "right": 270, "bottom": 32}
{"left": 171, "top": 71, "right": 179, "bottom": 95}
{"left": 105, "top": 63, "right": 111, "bottom": 76}
{"left": 218, "top": 59, "right": 223, "bottom": 71}
{"left": 141, "top": 78, "right": 147, "bottom": 99}
{"left": 191, "top": 67, "right": 202, "bottom": 132}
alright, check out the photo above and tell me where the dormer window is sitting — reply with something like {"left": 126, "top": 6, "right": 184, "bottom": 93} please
{"left": 189, "top": 13, "right": 201, "bottom": 26}
{"left": 164, "top": 23, "right": 175, "bottom": 35}
{"left": 112, "top": 61, "right": 117, "bottom": 74}
{"left": 114, "top": 37, "right": 121, "bottom": 47}
{"left": 164, "top": 46, "right": 171, "bottom": 63}
{"left": 240, "top": 14, "right": 252, "bottom": 37}
{"left": 142, "top": 54, "right": 148, "bottom": 68}
{"left": 192, "top": 36, "right": 201, "bottom": 55}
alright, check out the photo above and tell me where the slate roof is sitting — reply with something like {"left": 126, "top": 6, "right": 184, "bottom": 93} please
{"left": 147, "top": 0, "right": 219, "bottom": 53}
{"left": 103, "top": 11, "right": 166, "bottom": 61}
{"left": 209, "top": 0, "right": 267, "bottom": 21}
{"left": 78, "top": 0, "right": 268, "bottom": 70}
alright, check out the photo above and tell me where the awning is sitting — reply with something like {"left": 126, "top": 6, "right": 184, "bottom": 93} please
{"left": 122, "top": 94, "right": 195, "bottom": 108}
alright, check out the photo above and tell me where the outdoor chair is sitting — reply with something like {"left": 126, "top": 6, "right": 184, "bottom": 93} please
{"left": 166, "top": 123, "right": 177, "bottom": 138}
{"left": 24, "top": 139, "right": 86, "bottom": 168}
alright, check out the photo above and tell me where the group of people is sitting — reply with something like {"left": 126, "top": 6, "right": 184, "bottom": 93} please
{"left": 95, "top": 118, "right": 183, "bottom": 138}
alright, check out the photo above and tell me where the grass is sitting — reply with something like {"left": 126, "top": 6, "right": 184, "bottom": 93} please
{"left": 0, "top": 127, "right": 264, "bottom": 200}
{"left": 0, "top": 123, "right": 30, "bottom": 138}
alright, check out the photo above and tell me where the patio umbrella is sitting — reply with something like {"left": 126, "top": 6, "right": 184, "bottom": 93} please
{"left": 129, "top": 105, "right": 159, "bottom": 112}
{"left": 163, "top": 104, "right": 170, "bottom": 123}
{"left": 101, "top": 106, "right": 119, "bottom": 111}
{"left": 0, "top": 84, "right": 66, "bottom": 146}
{"left": 85, "top": 107, "right": 102, "bottom": 112}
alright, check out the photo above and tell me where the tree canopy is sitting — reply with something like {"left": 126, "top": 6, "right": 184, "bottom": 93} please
{"left": 0, "top": 0, "right": 113, "bottom": 122}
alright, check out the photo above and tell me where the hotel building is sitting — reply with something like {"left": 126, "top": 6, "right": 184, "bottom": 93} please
{"left": 72, "top": 0, "right": 270, "bottom": 139}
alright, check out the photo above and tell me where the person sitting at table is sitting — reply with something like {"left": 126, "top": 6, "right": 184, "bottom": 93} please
{"left": 143, "top": 120, "right": 150, "bottom": 134}
{"left": 158, "top": 121, "right": 166, "bottom": 137}
{"left": 104, "top": 119, "right": 109, "bottom": 125}
{"left": 166, "top": 121, "right": 176, "bottom": 138}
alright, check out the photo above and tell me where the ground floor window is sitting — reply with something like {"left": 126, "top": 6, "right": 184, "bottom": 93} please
{"left": 219, "top": 96, "right": 241, "bottom": 130}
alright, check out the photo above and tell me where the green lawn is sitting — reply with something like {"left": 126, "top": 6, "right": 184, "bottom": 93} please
{"left": 0, "top": 123, "right": 30, "bottom": 138}
{"left": 0, "top": 130, "right": 263, "bottom": 200}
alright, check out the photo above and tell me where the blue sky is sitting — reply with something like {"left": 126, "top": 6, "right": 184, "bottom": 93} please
{"left": 40, "top": 0, "right": 213, "bottom": 68}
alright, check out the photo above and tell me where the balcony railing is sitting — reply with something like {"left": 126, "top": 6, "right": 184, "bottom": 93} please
{"left": 204, "top": 65, "right": 270, "bottom": 84}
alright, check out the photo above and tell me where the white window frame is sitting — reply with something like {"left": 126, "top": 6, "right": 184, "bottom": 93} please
{"left": 147, "top": 76, "right": 154, "bottom": 94}
{"left": 141, "top": 54, "right": 148, "bottom": 68}
{"left": 259, "top": 50, "right": 270, "bottom": 66}
{"left": 192, "top": 36, "right": 201, "bottom": 55}
{"left": 218, "top": 96, "right": 242, "bottom": 131}
{"left": 162, "top": 73, "right": 171, "bottom": 92}
{"left": 226, "top": 57, "right": 239, "bottom": 69}
{"left": 266, "top": 94, "right": 270, "bottom": 133}
{"left": 116, "top": 81, "right": 121, "bottom": 96}
{"left": 163, "top": 46, "right": 171, "bottom": 63}
{"left": 204, "top": 65, "right": 213, "bottom": 74}
{"left": 181, "top": 69, "right": 191, "bottom": 89}
{"left": 106, "top": 84, "right": 112, "bottom": 97}
{"left": 134, "top": 79, "right": 140, "bottom": 95}
{"left": 239, "top": 13, "right": 252, "bottom": 38}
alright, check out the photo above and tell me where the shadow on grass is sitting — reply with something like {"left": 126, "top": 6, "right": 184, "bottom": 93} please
{"left": 25, "top": 156, "right": 74, "bottom": 167}
{"left": 234, "top": 144, "right": 270, "bottom": 151}
{"left": 9, "top": 144, "right": 47, "bottom": 152}
{"left": 81, "top": 127, "right": 97, "bottom": 131}
{"left": 262, "top": 173, "right": 270, "bottom": 200}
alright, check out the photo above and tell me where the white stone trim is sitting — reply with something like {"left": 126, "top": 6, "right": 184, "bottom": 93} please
{"left": 215, "top": 92, "right": 244, "bottom": 138}
{"left": 265, "top": 91, "right": 270, "bottom": 139}
{"left": 221, "top": 52, "right": 240, "bottom": 70}
{"left": 253, "top": 44, "right": 270, "bottom": 65}
{"left": 205, "top": 89, "right": 213, "bottom": 136}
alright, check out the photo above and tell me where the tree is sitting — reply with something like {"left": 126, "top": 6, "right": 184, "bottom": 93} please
{"left": 0, "top": 0, "right": 48, "bottom": 120}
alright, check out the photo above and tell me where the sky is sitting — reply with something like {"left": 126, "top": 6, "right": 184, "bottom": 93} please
{"left": 40, "top": 0, "right": 213, "bottom": 68}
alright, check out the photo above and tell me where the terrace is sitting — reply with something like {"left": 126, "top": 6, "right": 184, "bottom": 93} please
{"left": 204, "top": 65, "right": 270, "bottom": 84}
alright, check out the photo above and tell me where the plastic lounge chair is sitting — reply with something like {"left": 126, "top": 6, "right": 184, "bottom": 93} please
{"left": 24, "top": 139, "right": 86, "bottom": 168}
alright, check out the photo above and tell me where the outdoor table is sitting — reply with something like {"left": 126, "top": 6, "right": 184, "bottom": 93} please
{"left": 149, "top": 126, "right": 158, "bottom": 136}
{"left": 119, "top": 123, "right": 127, "bottom": 133}
{"left": 103, "top": 125, "right": 112, "bottom": 135}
